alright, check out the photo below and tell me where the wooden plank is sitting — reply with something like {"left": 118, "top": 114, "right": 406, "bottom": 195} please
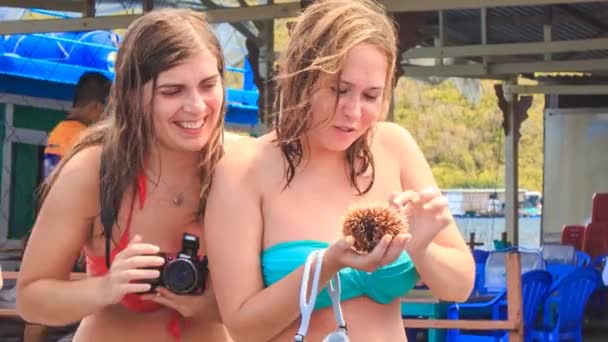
{"left": 383, "top": 0, "right": 608, "bottom": 13}
{"left": 2, "top": 271, "right": 86, "bottom": 280}
{"left": 402, "top": 37, "right": 608, "bottom": 59}
{"left": 0, "top": 308, "right": 20, "bottom": 318}
{"left": 0, "top": 2, "right": 302, "bottom": 35}
{"left": 506, "top": 252, "right": 524, "bottom": 341}
{"left": 403, "top": 318, "right": 516, "bottom": 330}
{"left": 0, "top": 0, "right": 83, "bottom": 12}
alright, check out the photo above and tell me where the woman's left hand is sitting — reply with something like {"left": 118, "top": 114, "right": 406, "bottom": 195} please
{"left": 141, "top": 284, "right": 220, "bottom": 319}
{"left": 390, "top": 187, "right": 453, "bottom": 255}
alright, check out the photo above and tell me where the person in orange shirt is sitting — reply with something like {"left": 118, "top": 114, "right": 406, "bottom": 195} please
{"left": 43, "top": 72, "right": 111, "bottom": 178}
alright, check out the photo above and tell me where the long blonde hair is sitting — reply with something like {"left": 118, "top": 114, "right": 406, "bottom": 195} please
{"left": 39, "top": 8, "right": 226, "bottom": 220}
{"left": 274, "top": 0, "right": 398, "bottom": 194}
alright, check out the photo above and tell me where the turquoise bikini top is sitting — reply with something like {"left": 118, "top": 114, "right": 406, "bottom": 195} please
{"left": 261, "top": 240, "right": 420, "bottom": 310}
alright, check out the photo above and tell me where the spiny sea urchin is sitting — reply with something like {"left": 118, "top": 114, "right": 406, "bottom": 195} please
{"left": 342, "top": 206, "right": 408, "bottom": 253}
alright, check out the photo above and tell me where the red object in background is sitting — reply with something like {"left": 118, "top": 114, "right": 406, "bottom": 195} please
{"left": 591, "top": 193, "right": 608, "bottom": 223}
{"left": 562, "top": 225, "right": 585, "bottom": 250}
{"left": 583, "top": 193, "right": 608, "bottom": 259}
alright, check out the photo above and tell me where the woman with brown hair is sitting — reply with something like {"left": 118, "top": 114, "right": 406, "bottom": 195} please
{"left": 205, "top": 0, "right": 475, "bottom": 341}
{"left": 17, "top": 8, "right": 232, "bottom": 342}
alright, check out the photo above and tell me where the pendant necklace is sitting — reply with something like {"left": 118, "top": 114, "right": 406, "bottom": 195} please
{"left": 147, "top": 171, "right": 197, "bottom": 207}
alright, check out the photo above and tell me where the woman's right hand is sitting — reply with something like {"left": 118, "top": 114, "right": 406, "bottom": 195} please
{"left": 323, "top": 233, "right": 410, "bottom": 274}
{"left": 97, "top": 235, "right": 165, "bottom": 306}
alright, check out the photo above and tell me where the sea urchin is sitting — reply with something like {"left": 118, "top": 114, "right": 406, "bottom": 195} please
{"left": 342, "top": 206, "right": 408, "bottom": 253}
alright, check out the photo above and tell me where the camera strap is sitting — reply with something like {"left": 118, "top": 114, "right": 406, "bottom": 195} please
{"left": 99, "top": 146, "right": 117, "bottom": 269}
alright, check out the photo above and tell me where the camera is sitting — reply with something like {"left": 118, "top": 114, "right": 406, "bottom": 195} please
{"left": 147, "top": 233, "right": 208, "bottom": 295}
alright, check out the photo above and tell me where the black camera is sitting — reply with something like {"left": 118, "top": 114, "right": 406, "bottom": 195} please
{"left": 147, "top": 233, "right": 208, "bottom": 295}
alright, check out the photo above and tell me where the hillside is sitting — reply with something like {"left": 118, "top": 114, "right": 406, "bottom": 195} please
{"left": 394, "top": 77, "right": 544, "bottom": 191}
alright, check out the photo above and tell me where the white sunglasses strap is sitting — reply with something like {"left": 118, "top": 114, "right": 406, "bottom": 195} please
{"left": 295, "top": 249, "right": 325, "bottom": 341}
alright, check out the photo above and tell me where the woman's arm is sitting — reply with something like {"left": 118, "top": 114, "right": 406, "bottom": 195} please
{"left": 17, "top": 147, "right": 109, "bottom": 325}
{"left": 380, "top": 122, "right": 475, "bottom": 302}
{"left": 204, "top": 144, "right": 405, "bottom": 341}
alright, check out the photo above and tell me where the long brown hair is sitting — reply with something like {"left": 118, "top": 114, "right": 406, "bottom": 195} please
{"left": 38, "top": 8, "right": 226, "bottom": 220}
{"left": 274, "top": 0, "right": 398, "bottom": 194}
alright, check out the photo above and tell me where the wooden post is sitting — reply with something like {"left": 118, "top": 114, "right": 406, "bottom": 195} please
{"left": 502, "top": 231, "right": 509, "bottom": 247}
{"left": 506, "top": 252, "right": 524, "bottom": 341}
{"left": 467, "top": 232, "right": 484, "bottom": 251}
{"left": 494, "top": 82, "right": 532, "bottom": 247}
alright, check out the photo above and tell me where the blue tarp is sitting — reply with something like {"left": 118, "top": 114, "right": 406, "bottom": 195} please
{"left": 0, "top": 30, "right": 259, "bottom": 126}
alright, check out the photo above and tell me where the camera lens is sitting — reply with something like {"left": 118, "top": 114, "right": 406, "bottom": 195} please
{"left": 163, "top": 259, "right": 197, "bottom": 294}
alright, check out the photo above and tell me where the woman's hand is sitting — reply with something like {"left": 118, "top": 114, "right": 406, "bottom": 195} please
{"left": 390, "top": 187, "right": 453, "bottom": 256}
{"left": 141, "top": 280, "right": 222, "bottom": 320}
{"left": 97, "top": 235, "right": 165, "bottom": 306}
{"left": 324, "top": 233, "right": 410, "bottom": 274}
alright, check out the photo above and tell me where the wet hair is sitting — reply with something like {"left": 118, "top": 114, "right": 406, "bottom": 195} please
{"left": 274, "top": 0, "right": 397, "bottom": 194}
{"left": 38, "top": 8, "right": 226, "bottom": 220}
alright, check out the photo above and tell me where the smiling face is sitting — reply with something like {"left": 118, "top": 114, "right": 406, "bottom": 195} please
{"left": 306, "top": 42, "right": 388, "bottom": 153}
{"left": 143, "top": 49, "right": 224, "bottom": 153}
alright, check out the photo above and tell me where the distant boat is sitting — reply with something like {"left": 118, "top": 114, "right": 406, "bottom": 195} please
{"left": 443, "top": 188, "right": 542, "bottom": 218}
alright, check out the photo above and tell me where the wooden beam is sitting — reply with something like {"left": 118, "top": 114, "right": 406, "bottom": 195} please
{"left": 199, "top": 0, "right": 262, "bottom": 46}
{"left": 82, "top": 0, "right": 95, "bottom": 18}
{"left": 505, "top": 84, "right": 608, "bottom": 95}
{"left": 2, "top": 271, "right": 86, "bottom": 280}
{"left": 0, "top": 2, "right": 302, "bottom": 35}
{"left": 382, "top": 0, "right": 607, "bottom": 13}
{"left": 0, "top": 15, "right": 140, "bottom": 35}
{"left": 507, "top": 252, "right": 523, "bottom": 341}
{"left": 0, "top": 0, "right": 83, "bottom": 12}
{"left": 143, "top": 0, "right": 154, "bottom": 13}
{"left": 403, "top": 37, "right": 608, "bottom": 59}
{"left": 424, "top": 12, "right": 588, "bottom": 28}
{"left": 205, "top": 2, "right": 301, "bottom": 23}
{"left": 402, "top": 58, "right": 608, "bottom": 77}
{"left": 403, "top": 319, "right": 516, "bottom": 330}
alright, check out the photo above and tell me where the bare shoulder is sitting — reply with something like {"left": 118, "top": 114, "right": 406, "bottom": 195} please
{"left": 374, "top": 121, "right": 417, "bottom": 154}
{"left": 374, "top": 122, "right": 435, "bottom": 189}
{"left": 215, "top": 131, "right": 282, "bottom": 190}
{"left": 46, "top": 145, "right": 102, "bottom": 215}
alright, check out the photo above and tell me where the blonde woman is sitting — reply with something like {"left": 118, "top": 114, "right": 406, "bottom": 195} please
{"left": 205, "top": 0, "right": 475, "bottom": 341}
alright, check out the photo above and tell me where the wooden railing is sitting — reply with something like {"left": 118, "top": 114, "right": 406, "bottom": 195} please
{"left": 1, "top": 256, "right": 524, "bottom": 341}
{"left": 402, "top": 252, "right": 524, "bottom": 342}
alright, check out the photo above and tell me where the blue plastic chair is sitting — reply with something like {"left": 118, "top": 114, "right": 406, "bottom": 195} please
{"left": 542, "top": 244, "right": 579, "bottom": 280}
{"left": 575, "top": 251, "right": 591, "bottom": 267}
{"left": 446, "top": 270, "right": 552, "bottom": 342}
{"left": 587, "top": 254, "right": 608, "bottom": 319}
{"left": 482, "top": 248, "right": 545, "bottom": 294}
{"left": 529, "top": 267, "right": 601, "bottom": 342}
